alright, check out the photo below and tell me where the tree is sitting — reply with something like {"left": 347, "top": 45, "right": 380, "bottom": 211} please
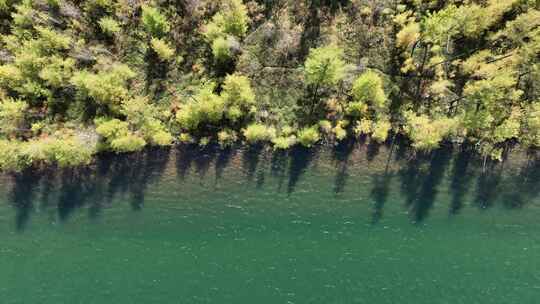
{"left": 243, "top": 123, "right": 275, "bottom": 143}
{"left": 150, "top": 38, "right": 175, "bottom": 61}
{"left": 204, "top": 0, "right": 250, "bottom": 65}
{"left": 0, "top": 98, "right": 27, "bottom": 137}
{"left": 403, "top": 111, "right": 459, "bottom": 151}
{"left": 303, "top": 45, "right": 346, "bottom": 118}
{"left": 221, "top": 73, "right": 255, "bottom": 122}
{"left": 141, "top": 5, "right": 170, "bottom": 38}
{"left": 350, "top": 71, "right": 387, "bottom": 115}
{"left": 95, "top": 118, "right": 147, "bottom": 152}
{"left": 297, "top": 126, "right": 320, "bottom": 147}
{"left": 176, "top": 74, "right": 256, "bottom": 132}
{"left": 304, "top": 45, "right": 346, "bottom": 88}
{"left": 71, "top": 63, "right": 136, "bottom": 110}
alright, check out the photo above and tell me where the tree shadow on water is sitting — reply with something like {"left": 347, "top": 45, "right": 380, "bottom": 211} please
{"left": 399, "top": 147, "right": 453, "bottom": 223}
{"left": 193, "top": 146, "right": 219, "bottom": 180}
{"left": 332, "top": 138, "right": 356, "bottom": 194}
{"left": 287, "top": 146, "right": 317, "bottom": 195}
{"left": 255, "top": 151, "right": 270, "bottom": 189}
{"left": 370, "top": 138, "right": 397, "bottom": 224}
{"left": 366, "top": 140, "right": 382, "bottom": 162}
{"left": 175, "top": 144, "right": 199, "bottom": 181}
{"left": 370, "top": 173, "right": 393, "bottom": 224}
{"left": 242, "top": 145, "right": 264, "bottom": 184}
{"left": 448, "top": 147, "right": 475, "bottom": 215}
{"left": 126, "top": 148, "right": 171, "bottom": 210}
{"left": 500, "top": 155, "right": 540, "bottom": 209}
{"left": 474, "top": 162, "right": 503, "bottom": 210}
{"left": 57, "top": 168, "right": 100, "bottom": 221}
{"left": 8, "top": 170, "right": 42, "bottom": 231}
{"left": 215, "top": 147, "right": 236, "bottom": 182}
{"left": 8, "top": 148, "right": 171, "bottom": 231}
{"left": 270, "top": 150, "right": 288, "bottom": 192}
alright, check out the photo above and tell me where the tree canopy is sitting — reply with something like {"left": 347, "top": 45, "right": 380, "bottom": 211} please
{"left": 0, "top": 0, "right": 538, "bottom": 171}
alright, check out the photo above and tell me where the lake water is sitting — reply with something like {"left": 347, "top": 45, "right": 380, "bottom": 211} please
{"left": 1, "top": 142, "right": 539, "bottom": 303}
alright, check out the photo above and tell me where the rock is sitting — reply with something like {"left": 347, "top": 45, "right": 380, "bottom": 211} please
{"left": 59, "top": 2, "right": 81, "bottom": 19}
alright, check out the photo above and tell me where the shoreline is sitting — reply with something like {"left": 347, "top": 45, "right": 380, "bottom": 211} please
{"left": 2, "top": 136, "right": 538, "bottom": 175}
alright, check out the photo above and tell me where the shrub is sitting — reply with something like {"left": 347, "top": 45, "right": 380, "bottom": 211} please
{"left": 372, "top": 119, "right": 391, "bottom": 143}
{"left": 151, "top": 38, "right": 175, "bottom": 61}
{"left": 226, "top": 105, "right": 243, "bottom": 122}
{"left": 318, "top": 120, "right": 332, "bottom": 133}
{"left": 333, "top": 125, "right": 347, "bottom": 141}
{"left": 38, "top": 56, "right": 76, "bottom": 88}
{"left": 99, "top": 17, "right": 121, "bottom": 35}
{"left": 176, "top": 83, "right": 225, "bottom": 130}
{"left": 118, "top": 97, "right": 173, "bottom": 147}
{"left": 110, "top": 134, "right": 146, "bottom": 152}
{"left": 0, "top": 136, "right": 94, "bottom": 171}
{"left": 0, "top": 98, "right": 27, "bottom": 135}
{"left": 272, "top": 135, "right": 297, "bottom": 149}
{"left": 396, "top": 22, "right": 420, "bottom": 48}
{"left": 351, "top": 71, "right": 387, "bottom": 113}
{"left": 304, "top": 45, "right": 346, "bottom": 87}
{"left": 354, "top": 119, "right": 373, "bottom": 135}
{"left": 212, "top": 36, "right": 232, "bottom": 62}
{"left": 143, "top": 120, "right": 173, "bottom": 146}
{"left": 41, "top": 137, "right": 94, "bottom": 167}
{"left": 141, "top": 5, "right": 170, "bottom": 37}
{"left": 176, "top": 77, "right": 255, "bottom": 131}
{"left": 204, "top": 0, "right": 249, "bottom": 41}
{"left": 243, "top": 123, "right": 275, "bottom": 143}
{"left": 403, "top": 111, "right": 458, "bottom": 150}
{"left": 297, "top": 126, "right": 320, "bottom": 147}
{"left": 522, "top": 102, "right": 540, "bottom": 147}
{"left": 346, "top": 101, "right": 368, "bottom": 117}
{"left": 71, "top": 63, "right": 135, "bottom": 106}
{"left": 176, "top": 102, "right": 204, "bottom": 130}
{"left": 96, "top": 118, "right": 129, "bottom": 139}
{"left": 0, "top": 65, "right": 23, "bottom": 89}
{"left": 493, "top": 108, "right": 521, "bottom": 143}
{"left": 0, "top": 140, "right": 24, "bottom": 171}
{"left": 199, "top": 136, "right": 210, "bottom": 147}
{"left": 218, "top": 129, "right": 238, "bottom": 147}
{"left": 221, "top": 74, "right": 255, "bottom": 107}
{"left": 96, "top": 118, "right": 146, "bottom": 152}
{"left": 35, "top": 26, "right": 71, "bottom": 51}
{"left": 178, "top": 133, "right": 194, "bottom": 143}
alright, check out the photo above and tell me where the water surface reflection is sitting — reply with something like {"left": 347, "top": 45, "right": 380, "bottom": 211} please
{"left": 2, "top": 142, "right": 539, "bottom": 231}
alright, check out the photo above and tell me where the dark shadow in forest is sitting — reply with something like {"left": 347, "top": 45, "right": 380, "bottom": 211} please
{"left": 299, "top": 0, "right": 348, "bottom": 59}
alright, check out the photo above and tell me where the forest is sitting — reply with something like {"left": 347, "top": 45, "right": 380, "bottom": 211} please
{"left": 0, "top": 0, "right": 538, "bottom": 171}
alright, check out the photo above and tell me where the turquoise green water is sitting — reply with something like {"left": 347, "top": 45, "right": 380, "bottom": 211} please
{"left": 1, "top": 143, "right": 539, "bottom": 303}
